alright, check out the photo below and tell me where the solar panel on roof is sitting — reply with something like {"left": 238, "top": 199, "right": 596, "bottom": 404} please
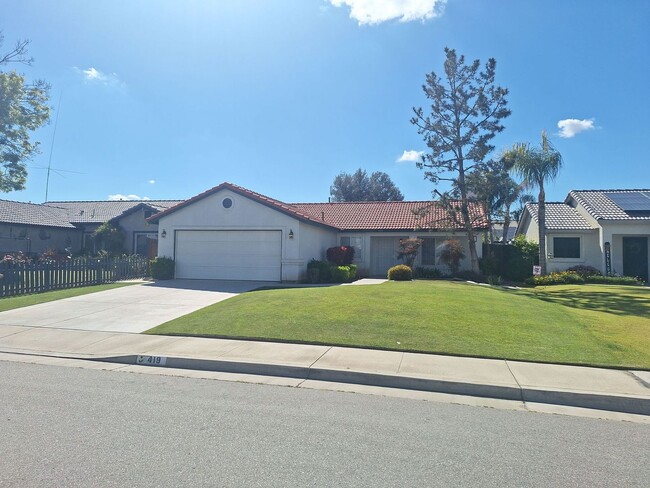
{"left": 604, "top": 192, "right": 650, "bottom": 212}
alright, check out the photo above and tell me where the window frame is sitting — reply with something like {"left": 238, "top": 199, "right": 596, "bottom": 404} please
{"left": 552, "top": 236, "right": 581, "bottom": 259}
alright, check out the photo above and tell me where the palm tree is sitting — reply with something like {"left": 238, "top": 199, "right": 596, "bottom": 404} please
{"left": 502, "top": 131, "right": 563, "bottom": 274}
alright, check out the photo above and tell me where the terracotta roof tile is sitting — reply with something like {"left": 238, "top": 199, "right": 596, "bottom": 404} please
{"left": 147, "top": 182, "right": 488, "bottom": 231}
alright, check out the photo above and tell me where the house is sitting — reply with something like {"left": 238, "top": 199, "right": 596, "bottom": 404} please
{"left": 148, "top": 182, "right": 488, "bottom": 281}
{"left": 0, "top": 199, "right": 81, "bottom": 254}
{"left": 516, "top": 189, "right": 650, "bottom": 281}
{"left": 0, "top": 198, "right": 181, "bottom": 257}
{"left": 44, "top": 200, "right": 181, "bottom": 257}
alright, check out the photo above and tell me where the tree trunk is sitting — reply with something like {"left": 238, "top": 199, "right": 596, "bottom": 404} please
{"left": 538, "top": 185, "right": 547, "bottom": 275}
{"left": 502, "top": 204, "right": 511, "bottom": 243}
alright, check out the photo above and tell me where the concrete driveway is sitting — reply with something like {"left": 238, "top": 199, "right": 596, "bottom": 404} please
{"left": 0, "top": 280, "right": 266, "bottom": 333}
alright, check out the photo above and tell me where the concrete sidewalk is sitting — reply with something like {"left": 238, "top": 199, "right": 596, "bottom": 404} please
{"left": 1, "top": 324, "right": 648, "bottom": 416}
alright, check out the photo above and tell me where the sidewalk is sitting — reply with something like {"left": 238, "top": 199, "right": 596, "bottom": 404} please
{"left": 0, "top": 324, "right": 648, "bottom": 416}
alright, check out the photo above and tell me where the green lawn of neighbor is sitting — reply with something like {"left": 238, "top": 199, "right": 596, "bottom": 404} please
{"left": 0, "top": 283, "right": 136, "bottom": 312}
{"left": 146, "top": 281, "right": 650, "bottom": 370}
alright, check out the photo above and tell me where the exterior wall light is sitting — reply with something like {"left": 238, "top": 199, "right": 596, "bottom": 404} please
{"left": 161, "top": 230, "right": 167, "bottom": 238}
{"left": 288, "top": 229, "right": 294, "bottom": 239}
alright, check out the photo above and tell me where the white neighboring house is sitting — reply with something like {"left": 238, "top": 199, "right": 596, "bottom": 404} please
{"left": 148, "top": 182, "right": 488, "bottom": 281}
{"left": 516, "top": 189, "right": 650, "bottom": 282}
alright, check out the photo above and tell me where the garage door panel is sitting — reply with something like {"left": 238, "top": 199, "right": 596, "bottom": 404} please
{"left": 175, "top": 230, "right": 282, "bottom": 281}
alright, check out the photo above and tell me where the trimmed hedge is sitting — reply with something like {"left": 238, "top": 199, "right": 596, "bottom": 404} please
{"left": 150, "top": 257, "right": 175, "bottom": 280}
{"left": 526, "top": 271, "right": 643, "bottom": 286}
{"left": 388, "top": 264, "right": 412, "bottom": 281}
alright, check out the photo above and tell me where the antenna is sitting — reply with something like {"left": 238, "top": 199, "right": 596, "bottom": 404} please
{"left": 45, "top": 92, "right": 63, "bottom": 202}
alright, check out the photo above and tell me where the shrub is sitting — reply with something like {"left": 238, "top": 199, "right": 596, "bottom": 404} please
{"left": 397, "top": 238, "right": 423, "bottom": 267}
{"left": 388, "top": 264, "right": 412, "bottom": 281}
{"left": 526, "top": 271, "right": 584, "bottom": 286}
{"left": 326, "top": 246, "right": 355, "bottom": 266}
{"left": 92, "top": 221, "right": 126, "bottom": 255}
{"left": 308, "top": 259, "right": 331, "bottom": 283}
{"left": 413, "top": 266, "right": 443, "bottom": 279}
{"left": 1, "top": 252, "right": 32, "bottom": 265}
{"left": 347, "top": 264, "right": 358, "bottom": 281}
{"left": 585, "top": 275, "right": 643, "bottom": 286}
{"left": 150, "top": 257, "right": 175, "bottom": 280}
{"left": 565, "top": 265, "right": 602, "bottom": 278}
{"left": 438, "top": 240, "right": 465, "bottom": 274}
{"left": 330, "top": 265, "right": 351, "bottom": 283}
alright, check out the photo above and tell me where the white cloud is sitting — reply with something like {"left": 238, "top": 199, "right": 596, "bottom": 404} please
{"left": 328, "top": 0, "right": 446, "bottom": 25}
{"left": 557, "top": 118, "right": 595, "bottom": 138}
{"left": 148, "top": 179, "right": 156, "bottom": 185}
{"left": 108, "top": 194, "right": 151, "bottom": 201}
{"left": 397, "top": 150, "right": 424, "bottom": 163}
{"left": 74, "top": 66, "right": 125, "bottom": 88}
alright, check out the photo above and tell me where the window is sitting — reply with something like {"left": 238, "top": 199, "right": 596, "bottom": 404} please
{"left": 340, "top": 236, "right": 363, "bottom": 261}
{"left": 553, "top": 237, "right": 580, "bottom": 258}
{"left": 419, "top": 237, "right": 436, "bottom": 265}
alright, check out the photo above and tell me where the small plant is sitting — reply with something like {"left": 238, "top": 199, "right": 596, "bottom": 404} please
{"left": 326, "top": 246, "right": 355, "bottom": 266}
{"left": 438, "top": 239, "right": 465, "bottom": 274}
{"left": 565, "top": 265, "right": 602, "bottom": 278}
{"left": 388, "top": 264, "right": 412, "bottom": 281}
{"left": 413, "top": 266, "right": 443, "bottom": 279}
{"left": 308, "top": 259, "right": 332, "bottom": 283}
{"left": 1, "top": 252, "right": 32, "bottom": 265}
{"left": 397, "top": 238, "right": 423, "bottom": 267}
{"left": 150, "top": 257, "right": 175, "bottom": 280}
{"left": 330, "top": 265, "right": 351, "bottom": 283}
{"left": 93, "top": 221, "right": 126, "bottom": 255}
{"left": 347, "top": 264, "right": 358, "bottom": 281}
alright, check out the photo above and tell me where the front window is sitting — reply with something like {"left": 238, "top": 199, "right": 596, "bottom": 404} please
{"left": 553, "top": 237, "right": 580, "bottom": 258}
{"left": 340, "top": 236, "right": 363, "bottom": 261}
{"left": 419, "top": 237, "right": 436, "bottom": 265}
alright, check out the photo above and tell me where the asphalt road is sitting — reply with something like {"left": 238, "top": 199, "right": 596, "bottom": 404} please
{"left": 1, "top": 361, "right": 648, "bottom": 488}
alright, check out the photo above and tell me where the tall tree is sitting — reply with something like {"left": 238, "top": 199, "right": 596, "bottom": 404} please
{"left": 0, "top": 33, "right": 51, "bottom": 193}
{"left": 330, "top": 169, "right": 404, "bottom": 202}
{"left": 411, "top": 48, "right": 510, "bottom": 273}
{"left": 502, "top": 131, "right": 563, "bottom": 274}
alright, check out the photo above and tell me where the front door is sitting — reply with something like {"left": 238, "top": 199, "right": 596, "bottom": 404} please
{"left": 622, "top": 237, "right": 648, "bottom": 282}
{"left": 370, "top": 236, "right": 405, "bottom": 277}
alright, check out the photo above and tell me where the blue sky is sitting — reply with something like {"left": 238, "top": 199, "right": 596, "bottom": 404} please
{"left": 3, "top": 0, "right": 649, "bottom": 204}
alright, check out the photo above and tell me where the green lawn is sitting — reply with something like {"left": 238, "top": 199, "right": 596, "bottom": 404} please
{"left": 146, "top": 281, "right": 650, "bottom": 370}
{"left": 0, "top": 283, "right": 136, "bottom": 312}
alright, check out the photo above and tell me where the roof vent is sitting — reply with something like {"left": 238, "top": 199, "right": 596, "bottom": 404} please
{"left": 321, "top": 211, "right": 325, "bottom": 221}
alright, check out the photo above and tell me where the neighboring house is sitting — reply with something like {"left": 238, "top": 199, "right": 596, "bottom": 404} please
{"left": 45, "top": 200, "right": 181, "bottom": 257}
{"left": 0, "top": 199, "right": 181, "bottom": 257}
{"left": 516, "top": 189, "right": 650, "bottom": 281}
{"left": 0, "top": 199, "right": 81, "bottom": 254}
{"left": 491, "top": 221, "right": 518, "bottom": 243}
{"left": 148, "top": 182, "right": 488, "bottom": 281}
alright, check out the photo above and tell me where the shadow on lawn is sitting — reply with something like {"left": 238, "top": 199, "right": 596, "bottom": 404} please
{"left": 504, "top": 286, "right": 650, "bottom": 318}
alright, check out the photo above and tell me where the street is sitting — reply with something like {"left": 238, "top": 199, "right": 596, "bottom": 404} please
{"left": 1, "top": 360, "right": 648, "bottom": 487}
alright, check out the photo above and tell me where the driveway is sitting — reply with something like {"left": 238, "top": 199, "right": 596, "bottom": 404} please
{"left": 0, "top": 280, "right": 265, "bottom": 333}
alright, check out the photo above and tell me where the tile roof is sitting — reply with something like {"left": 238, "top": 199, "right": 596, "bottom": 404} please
{"left": 525, "top": 202, "right": 594, "bottom": 230}
{"left": 45, "top": 200, "right": 182, "bottom": 224}
{"left": 148, "top": 182, "right": 488, "bottom": 231}
{"left": 0, "top": 200, "right": 77, "bottom": 228}
{"left": 567, "top": 189, "right": 650, "bottom": 220}
{"left": 292, "top": 201, "right": 488, "bottom": 230}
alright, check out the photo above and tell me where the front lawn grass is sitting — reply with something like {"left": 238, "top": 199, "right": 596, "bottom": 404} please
{"left": 146, "top": 281, "right": 650, "bottom": 369}
{"left": 0, "top": 283, "right": 136, "bottom": 312}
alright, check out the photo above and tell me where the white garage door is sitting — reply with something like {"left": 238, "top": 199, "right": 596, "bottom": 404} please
{"left": 175, "top": 230, "right": 282, "bottom": 281}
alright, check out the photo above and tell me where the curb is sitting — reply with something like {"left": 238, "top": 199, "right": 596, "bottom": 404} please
{"left": 92, "top": 354, "right": 650, "bottom": 416}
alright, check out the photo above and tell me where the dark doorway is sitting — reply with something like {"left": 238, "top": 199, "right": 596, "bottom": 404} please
{"left": 622, "top": 237, "right": 648, "bottom": 282}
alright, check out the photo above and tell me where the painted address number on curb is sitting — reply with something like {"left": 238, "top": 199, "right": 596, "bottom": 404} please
{"left": 136, "top": 355, "right": 167, "bottom": 366}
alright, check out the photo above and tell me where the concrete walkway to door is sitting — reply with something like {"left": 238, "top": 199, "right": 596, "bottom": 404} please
{"left": 0, "top": 280, "right": 266, "bottom": 333}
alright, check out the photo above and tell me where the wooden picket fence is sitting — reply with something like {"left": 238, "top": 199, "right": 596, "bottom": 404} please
{"left": 0, "top": 256, "right": 150, "bottom": 298}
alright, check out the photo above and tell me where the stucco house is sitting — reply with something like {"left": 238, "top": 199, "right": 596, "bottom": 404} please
{"left": 0, "top": 198, "right": 180, "bottom": 256}
{"left": 148, "top": 182, "right": 488, "bottom": 281}
{"left": 516, "top": 189, "right": 650, "bottom": 281}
